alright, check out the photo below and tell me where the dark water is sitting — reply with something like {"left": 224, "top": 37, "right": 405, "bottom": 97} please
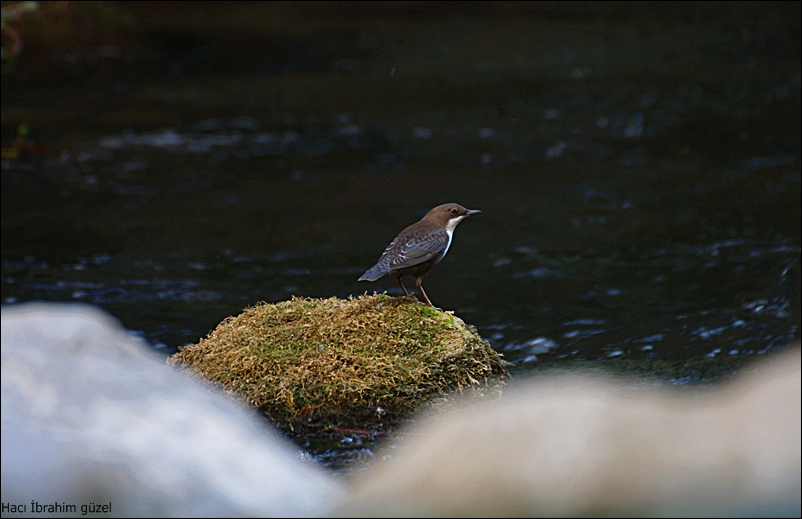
{"left": 2, "top": 3, "right": 800, "bottom": 472}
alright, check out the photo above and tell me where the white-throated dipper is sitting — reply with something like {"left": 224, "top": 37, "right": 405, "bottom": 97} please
{"left": 358, "top": 203, "right": 481, "bottom": 308}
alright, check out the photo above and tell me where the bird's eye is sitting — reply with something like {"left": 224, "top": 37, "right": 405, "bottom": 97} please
{"left": 450, "top": 208, "right": 458, "bottom": 214}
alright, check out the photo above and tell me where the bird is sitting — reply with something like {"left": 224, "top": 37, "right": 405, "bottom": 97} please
{"left": 358, "top": 203, "right": 481, "bottom": 308}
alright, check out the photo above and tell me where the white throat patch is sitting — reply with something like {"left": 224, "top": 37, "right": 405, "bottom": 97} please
{"left": 445, "top": 215, "right": 467, "bottom": 235}
{"left": 442, "top": 215, "right": 467, "bottom": 258}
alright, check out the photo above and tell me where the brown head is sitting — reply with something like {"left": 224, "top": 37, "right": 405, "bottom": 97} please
{"left": 421, "top": 203, "right": 481, "bottom": 233}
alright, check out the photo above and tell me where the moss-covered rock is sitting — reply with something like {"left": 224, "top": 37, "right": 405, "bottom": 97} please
{"left": 169, "top": 294, "right": 507, "bottom": 434}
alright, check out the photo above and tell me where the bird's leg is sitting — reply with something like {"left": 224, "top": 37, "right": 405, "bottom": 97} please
{"left": 415, "top": 277, "right": 438, "bottom": 309}
{"left": 396, "top": 276, "right": 410, "bottom": 296}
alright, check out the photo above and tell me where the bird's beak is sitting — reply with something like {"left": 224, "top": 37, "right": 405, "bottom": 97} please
{"left": 466, "top": 209, "right": 481, "bottom": 216}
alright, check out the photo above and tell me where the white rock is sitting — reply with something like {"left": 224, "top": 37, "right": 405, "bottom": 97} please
{"left": 1, "top": 303, "right": 344, "bottom": 517}
{"left": 337, "top": 345, "right": 801, "bottom": 517}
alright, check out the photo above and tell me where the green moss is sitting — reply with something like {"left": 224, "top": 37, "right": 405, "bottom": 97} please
{"left": 169, "top": 294, "right": 507, "bottom": 435}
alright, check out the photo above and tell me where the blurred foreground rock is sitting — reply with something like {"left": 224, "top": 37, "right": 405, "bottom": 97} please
{"left": 337, "top": 345, "right": 801, "bottom": 517}
{"left": 3, "top": 302, "right": 798, "bottom": 517}
{"left": 1, "top": 303, "right": 344, "bottom": 517}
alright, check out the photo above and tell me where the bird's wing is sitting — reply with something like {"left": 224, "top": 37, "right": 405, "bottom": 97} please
{"left": 386, "top": 232, "right": 448, "bottom": 269}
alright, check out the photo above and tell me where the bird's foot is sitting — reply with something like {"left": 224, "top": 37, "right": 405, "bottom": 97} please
{"left": 420, "top": 301, "right": 442, "bottom": 311}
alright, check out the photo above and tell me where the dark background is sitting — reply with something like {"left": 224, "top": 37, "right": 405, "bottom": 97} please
{"left": 2, "top": 2, "right": 800, "bottom": 383}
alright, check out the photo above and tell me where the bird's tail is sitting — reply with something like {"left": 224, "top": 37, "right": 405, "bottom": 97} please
{"left": 358, "top": 264, "right": 389, "bottom": 282}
